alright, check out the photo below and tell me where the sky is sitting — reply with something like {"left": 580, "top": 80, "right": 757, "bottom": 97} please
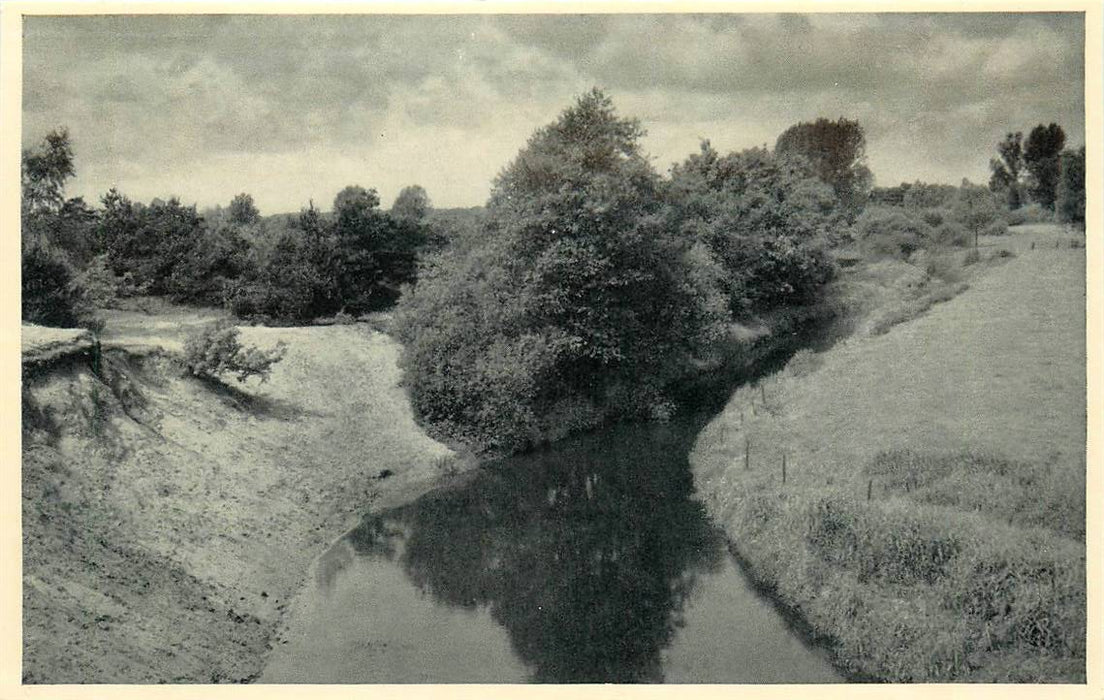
{"left": 22, "top": 12, "right": 1086, "bottom": 214}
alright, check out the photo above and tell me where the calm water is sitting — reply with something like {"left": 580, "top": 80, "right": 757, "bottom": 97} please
{"left": 262, "top": 413, "right": 841, "bottom": 684}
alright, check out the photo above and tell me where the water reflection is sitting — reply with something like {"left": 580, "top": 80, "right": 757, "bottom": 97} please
{"left": 349, "top": 419, "right": 725, "bottom": 683}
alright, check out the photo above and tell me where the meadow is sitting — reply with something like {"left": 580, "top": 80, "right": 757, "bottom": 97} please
{"left": 690, "top": 223, "right": 1086, "bottom": 681}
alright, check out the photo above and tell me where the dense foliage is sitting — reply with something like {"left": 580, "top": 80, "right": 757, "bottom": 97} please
{"left": 989, "top": 123, "right": 1077, "bottom": 216}
{"left": 989, "top": 131, "right": 1025, "bottom": 210}
{"left": 852, "top": 181, "right": 1005, "bottom": 260}
{"left": 1055, "top": 146, "right": 1086, "bottom": 227}
{"left": 21, "top": 129, "right": 100, "bottom": 329}
{"left": 396, "top": 90, "right": 842, "bottom": 453}
{"left": 1023, "top": 123, "right": 1066, "bottom": 211}
{"left": 774, "top": 117, "right": 872, "bottom": 216}
{"left": 21, "top": 130, "right": 430, "bottom": 328}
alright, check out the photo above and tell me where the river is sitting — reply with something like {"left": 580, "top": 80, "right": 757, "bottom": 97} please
{"left": 261, "top": 395, "right": 842, "bottom": 683}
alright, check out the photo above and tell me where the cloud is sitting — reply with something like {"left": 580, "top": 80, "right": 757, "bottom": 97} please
{"left": 21, "top": 12, "right": 1085, "bottom": 210}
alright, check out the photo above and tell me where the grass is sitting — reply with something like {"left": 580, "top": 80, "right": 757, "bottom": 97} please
{"left": 690, "top": 224, "right": 1085, "bottom": 682}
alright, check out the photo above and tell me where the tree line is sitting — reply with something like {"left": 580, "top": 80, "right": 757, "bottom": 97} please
{"left": 394, "top": 90, "right": 861, "bottom": 452}
{"left": 988, "top": 123, "right": 1085, "bottom": 225}
{"left": 21, "top": 128, "right": 433, "bottom": 328}
{"left": 22, "top": 90, "right": 1085, "bottom": 454}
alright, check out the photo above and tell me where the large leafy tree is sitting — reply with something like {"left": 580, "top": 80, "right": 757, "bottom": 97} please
{"left": 1055, "top": 146, "right": 1086, "bottom": 226}
{"left": 332, "top": 185, "right": 422, "bottom": 312}
{"left": 664, "top": 142, "right": 838, "bottom": 316}
{"left": 397, "top": 89, "right": 727, "bottom": 452}
{"left": 1023, "top": 123, "right": 1066, "bottom": 211}
{"left": 774, "top": 117, "right": 872, "bottom": 216}
{"left": 21, "top": 128, "right": 74, "bottom": 215}
{"left": 989, "top": 131, "right": 1025, "bottom": 209}
{"left": 227, "top": 192, "right": 260, "bottom": 225}
{"left": 391, "top": 185, "right": 431, "bottom": 223}
{"left": 21, "top": 129, "right": 97, "bottom": 327}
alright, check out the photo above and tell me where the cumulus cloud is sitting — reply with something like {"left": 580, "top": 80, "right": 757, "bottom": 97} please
{"left": 22, "top": 12, "right": 1084, "bottom": 211}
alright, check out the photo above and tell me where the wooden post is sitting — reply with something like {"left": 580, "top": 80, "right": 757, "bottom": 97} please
{"left": 745, "top": 438, "right": 750, "bottom": 471}
{"left": 867, "top": 478, "right": 873, "bottom": 501}
{"left": 782, "top": 453, "right": 787, "bottom": 485}
{"left": 761, "top": 384, "right": 767, "bottom": 404}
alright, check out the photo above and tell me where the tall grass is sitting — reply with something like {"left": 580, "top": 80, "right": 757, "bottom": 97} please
{"left": 715, "top": 451, "right": 1085, "bottom": 682}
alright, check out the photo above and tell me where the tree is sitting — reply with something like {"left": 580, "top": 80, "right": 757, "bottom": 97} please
{"left": 664, "top": 142, "right": 837, "bottom": 315}
{"left": 1055, "top": 146, "right": 1086, "bottom": 227}
{"left": 332, "top": 185, "right": 398, "bottom": 312}
{"left": 397, "top": 89, "right": 727, "bottom": 451}
{"left": 774, "top": 117, "right": 872, "bottom": 216}
{"left": 22, "top": 128, "right": 74, "bottom": 215}
{"left": 1023, "top": 123, "right": 1066, "bottom": 211}
{"left": 225, "top": 202, "right": 341, "bottom": 322}
{"left": 391, "top": 185, "right": 431, "bottom": 223}
{"left": 227, "top": 192, "right": 260, "bottom": 225}
{"left": 953, "top": 180, "right": 1001, "bottom": 248}
{"left": 21, "top": 129, "right": 98, "bottom": 328}
{"left": 989, "top": 131, "right": 1025, "bottom": 209}
{"left": 333, "top": 185, "right": 380, "bottom": 218}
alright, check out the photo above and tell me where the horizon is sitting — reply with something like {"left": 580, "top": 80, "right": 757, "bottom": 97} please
{"left": 22, "top": 12, "right": 1086, "bottom": 215}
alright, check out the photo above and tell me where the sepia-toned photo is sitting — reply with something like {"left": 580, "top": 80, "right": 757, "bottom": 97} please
{"left": 10, "top": 6, "right": 1095, "bottom": 689}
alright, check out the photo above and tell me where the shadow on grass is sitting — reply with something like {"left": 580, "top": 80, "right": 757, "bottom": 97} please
{"left": 191, "top": 374, "right": 316, "bottom": 421}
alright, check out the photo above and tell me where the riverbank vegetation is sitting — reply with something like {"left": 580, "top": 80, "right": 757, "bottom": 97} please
{"left": 21, "top": 85, "right": 1087, "bottom": 684}
{"left": 395, "top": 91, "right": 846, "bottom": 452}
{"left": 24, "top": 92, "right": 1081, "bottom": 460}
{"left": 691, "top": 224, "right": 1085, "bottom": 681}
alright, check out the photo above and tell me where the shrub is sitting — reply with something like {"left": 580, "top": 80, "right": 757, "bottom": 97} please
{"left": 851, "top": 207, "right": 932, "bottom": 259}
{"left": 963, "top": 248, "right": 981, "bottom": 266}
{"left": 918, "top": 207, "right": 952, "bottom": 228}
{"left": 21, "top": 240, "right": 98, "bottom": 329}
{"left": 931, "top": 221, "right": 971, "bottom": 248}
{"left": 982, "top": 219, "right": 1009, "bottom": 237}
{"left": 1004, "top": 203, "right": 1052, "bottom": 226}
{"left": 72, "top": 254, "right": 121, "bottom": 308}
{"left": 925, "top": 254, "right": 963, "bottom": 284}
{"left": 182, "top": 320, "right": 286, "bottom": 383}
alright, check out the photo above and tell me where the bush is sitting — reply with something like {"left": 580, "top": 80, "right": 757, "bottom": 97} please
{"left": 182, "top": 320, "right": 286, "bottom": 383}
{"left": 930, "top": 221, "right": 971, "bottom": 248}
{"left": 1004, "top": 203, "right": 1052, "bottom": 226}
{"left": 72, "top": 254, "right": 121, "bottom": 308}
{"left": 925, "top": 254, "right": 963, "bottom": 284}
{"left": 21, "top": 240, "right": 98, "bottom": 329}
{"left": 918, "top": 207, "right": 951, "bottom": 228}
{"left": 851, "top": 207, "right": 932, "bottom": 259}
{"left": 982, "top": 219, "right": 1009, "bottom": 237}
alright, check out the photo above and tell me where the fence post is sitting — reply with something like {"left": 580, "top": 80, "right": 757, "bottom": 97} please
{"left": 867, "top": 478, "right": 873, "bottom": 501}
{"left": 782, "top": 453, "right": 787, "bottom": 485}
{"left": 745, "top": 437, "right": 750, "bottom": 471}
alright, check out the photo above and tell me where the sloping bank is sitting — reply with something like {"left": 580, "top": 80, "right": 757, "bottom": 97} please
{"left": 21, "top": 322, "right": 462, "bottom": 683}
{"left": 688, "top": 239, "right": 1086, "bottom": 682}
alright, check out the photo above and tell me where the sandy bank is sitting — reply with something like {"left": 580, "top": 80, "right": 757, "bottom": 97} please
{"left": 22, "top": 322, "right": 460, "bottom": 683}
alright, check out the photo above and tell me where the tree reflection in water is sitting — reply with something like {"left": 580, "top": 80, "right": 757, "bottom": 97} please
{"left": 344, "top": 419, "right": 726, "bottom": 683}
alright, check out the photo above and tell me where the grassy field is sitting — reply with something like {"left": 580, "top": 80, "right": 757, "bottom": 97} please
{"left": 690, "top": 224, "right": 1086, "bottom": 682}
{"left": 22, "top": 314, "right": 465, "bottom": 682}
